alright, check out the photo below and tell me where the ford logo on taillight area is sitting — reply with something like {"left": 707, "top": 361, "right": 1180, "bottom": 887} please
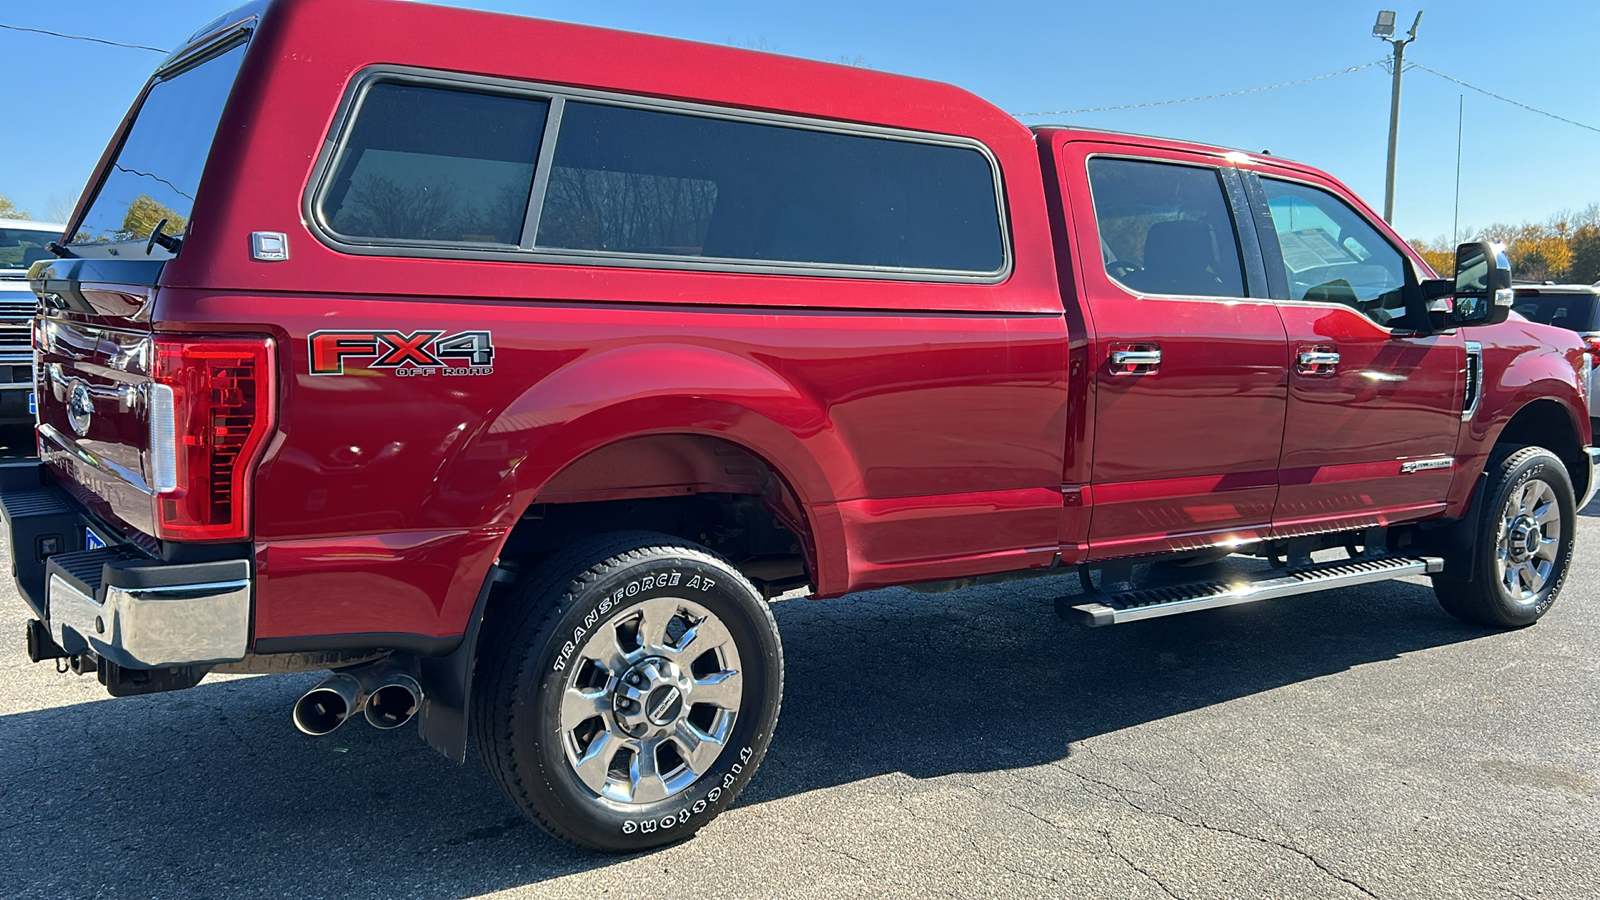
{"left": 67, "top": 379, "right": 93, "bottom": 437}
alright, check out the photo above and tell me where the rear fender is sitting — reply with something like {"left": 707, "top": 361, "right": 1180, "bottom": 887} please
{"left": 437, "top": 342, "right": 856, "bottom": 587}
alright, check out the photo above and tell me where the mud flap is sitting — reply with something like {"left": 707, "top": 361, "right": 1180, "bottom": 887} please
{"left": 416, "top": 564, "right": 503, "bottom": 762}
{"left": 1420, "top": 472, "right": 1491, "bottom": 582}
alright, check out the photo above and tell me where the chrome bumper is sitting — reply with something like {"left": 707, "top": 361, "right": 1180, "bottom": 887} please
{"left": 1583, "top": 448, "right": 1600, "bottom": 509}
{"left": 47, "top": 566, "right": 251, "bottom": 668}
{"left": 0, "top": 463, "right": 252, "bottom": 669}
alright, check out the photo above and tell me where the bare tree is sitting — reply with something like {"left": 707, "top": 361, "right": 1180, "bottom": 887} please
{"left": 335, "top": 176, "right": 464, "bottom": 242}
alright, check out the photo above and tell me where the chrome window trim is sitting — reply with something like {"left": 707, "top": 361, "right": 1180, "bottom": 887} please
{"left": 304, "top": 65, "right": 1013, "bottom": 284}
{"left": 1080, "top": 152, "right": 1257, "bottom": 304}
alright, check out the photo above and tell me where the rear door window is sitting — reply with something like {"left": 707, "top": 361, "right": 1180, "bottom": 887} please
{"left": 1086, "top": 158, "right": 1247, "bottom": 298}
{"left": 318, "top": 84, "right": 550, "bottom": 246}
{"left": 72, "top": 38, "right": 250, "bottom": 255}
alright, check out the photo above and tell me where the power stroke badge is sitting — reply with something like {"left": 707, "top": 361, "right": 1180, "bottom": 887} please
{"left": 308, "top": 329, "right": 494, "bottom": 377}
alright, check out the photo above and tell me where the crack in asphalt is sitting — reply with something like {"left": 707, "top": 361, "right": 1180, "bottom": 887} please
{"left": 798, "top": 829, "right": 871, "bottom": 868}
{"left": 1097, "top": 827, "right": 1186, "bottom": 900}
{"left": 1056, "top": 764, "right": 1380, "bottom": 899}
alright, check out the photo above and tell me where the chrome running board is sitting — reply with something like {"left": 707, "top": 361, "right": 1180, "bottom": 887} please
{"left": 1066, "top": 555, "right": 1444, "bottom": 627}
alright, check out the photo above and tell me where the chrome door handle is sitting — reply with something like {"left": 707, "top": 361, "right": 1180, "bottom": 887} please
{"left": 1297, "top": 349, "right": 1340, "bottom": 373}
{"left": 1110, "top": 349, "right": 1162, "bottom": 367}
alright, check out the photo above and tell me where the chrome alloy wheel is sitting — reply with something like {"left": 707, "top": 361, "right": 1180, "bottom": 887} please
{"left": 559, "top": 596, "right": 743, "bottom": 804}
{"left": 1497, "top": 477, "right": 1563, "bottom": 604}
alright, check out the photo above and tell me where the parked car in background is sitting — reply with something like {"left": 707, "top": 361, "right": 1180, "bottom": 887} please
{"left": 1510, "top": 282, "right": 1600, "bottom": 441}
{"left": 0, "top": 221, "right": 62, "bottom": 425}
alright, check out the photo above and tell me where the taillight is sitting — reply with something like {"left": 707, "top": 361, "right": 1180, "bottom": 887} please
{"left": 1583, "top": 335, "right": 1600, "bottom": 367}
{"left": 149, "top": 336, "right": 275, "bottom": 542}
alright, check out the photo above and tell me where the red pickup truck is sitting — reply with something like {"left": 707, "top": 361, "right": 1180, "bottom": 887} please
{"left": 6, "top": 0, "right": 1595, "bottom": 851}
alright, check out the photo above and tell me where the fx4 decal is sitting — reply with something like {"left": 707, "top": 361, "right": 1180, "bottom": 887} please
{"left": 308, "top": 329, "right": 495, "bottom": 376}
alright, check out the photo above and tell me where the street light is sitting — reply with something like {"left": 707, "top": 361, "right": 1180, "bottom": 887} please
{"left": 1374, "top": 9, "right": 1423, "bottom": 223}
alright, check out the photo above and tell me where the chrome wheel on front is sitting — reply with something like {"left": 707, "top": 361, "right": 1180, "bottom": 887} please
{"left": 559, "top": 596, "right": 743, "bottom": 804}
{"left": 1497, "top": 478, "right": 1562, "bottom": 604}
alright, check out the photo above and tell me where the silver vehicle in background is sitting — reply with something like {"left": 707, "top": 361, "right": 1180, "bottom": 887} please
{"left": 1510, "top": 282, "right": 1600, "bottom": 441}
{"left": 0, "top": 221, "right": 61, "bottom": 425}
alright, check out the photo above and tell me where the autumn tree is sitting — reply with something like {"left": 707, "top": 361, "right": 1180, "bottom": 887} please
{"left": 1409, "top": 238, "right": 1454, "bottom": 276}
{"left": 1508, "top": 234, "right": 1573, "bottom": 282}
{"left": 1570, "top": 225, "right": 1600, "bottom": 284}
{"left": 0, "top": 194, "right": 31, "bottom": 220}
{"left": 117, "top": 194, "right": 187, "bottom": 241}
{"left": 1413, "top": 204, "right": 1600, "bottom": 286}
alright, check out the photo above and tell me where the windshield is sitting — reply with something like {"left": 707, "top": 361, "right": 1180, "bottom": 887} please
{"left": 0, "top": 227, "right": 61, "bottom": 271}
{"left": 70, "top": 37, "right": 249, "bottom": 256}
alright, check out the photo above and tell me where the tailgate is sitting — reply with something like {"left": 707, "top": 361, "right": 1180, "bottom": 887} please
{"left": 34, "top": 276, "right": 158, "bottom": 541}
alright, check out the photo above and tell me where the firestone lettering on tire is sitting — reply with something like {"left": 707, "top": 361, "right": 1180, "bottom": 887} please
{"left": 618, "top": 747, "right": 753, "bottom": 834}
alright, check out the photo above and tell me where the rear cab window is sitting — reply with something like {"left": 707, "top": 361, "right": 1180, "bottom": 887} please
{"left": 309, "top": 70, "right": 1010, "bottom": 281}
{"left": 69, "top": 34, "right": 251, "bottom": 259}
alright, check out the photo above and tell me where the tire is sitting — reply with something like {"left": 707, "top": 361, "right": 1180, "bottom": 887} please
{"left": 1432, "top": 446, "right": 1576, "bottom": 628}
{"left": 473, "top": 531, "right": 783, "bottom": 851}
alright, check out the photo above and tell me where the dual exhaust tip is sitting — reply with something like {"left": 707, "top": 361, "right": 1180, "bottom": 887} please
{"left": 293, "top": 662, "right": 423, "bottom": 736}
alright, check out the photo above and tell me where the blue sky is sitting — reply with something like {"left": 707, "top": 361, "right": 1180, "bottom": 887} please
{"left": 3, "top": 0, "right": 1596, "bottom": 246}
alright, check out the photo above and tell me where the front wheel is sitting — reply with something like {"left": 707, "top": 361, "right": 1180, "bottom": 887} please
{"left": 474, "top": 532, "right": 783, "bottom": 851}
{"left": 1433, "top": 445, "right": 1576, "bottom": 628}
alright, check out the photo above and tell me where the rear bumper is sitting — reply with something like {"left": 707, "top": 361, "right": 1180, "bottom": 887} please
{"left": 1584, "top": 448, "right": 1600, "bottom": 509}
{"left": 0, "top": 462, "right": 251, "bottom": 668}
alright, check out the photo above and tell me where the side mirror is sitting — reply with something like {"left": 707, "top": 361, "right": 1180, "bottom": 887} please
{"left": 1446, "top": 241, "right": 1513, "bottom": 327}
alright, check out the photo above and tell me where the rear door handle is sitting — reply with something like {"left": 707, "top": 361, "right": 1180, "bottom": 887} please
{"left": 1296, "top": 347, "right": 1340, "bottom": 375}
{"left": 1110, "top": 346, "right": 1161, "bottom": 374}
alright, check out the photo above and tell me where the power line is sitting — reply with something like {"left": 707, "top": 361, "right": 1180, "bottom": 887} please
{"left": 1408, "top": 62, "right": 1600, "bottom": 135}
{"left": 7, "top": 19, "right": 1593, "bottom": 140}
{"left": 0, "top": 22, "right": 166, "bottom": 54}
{"left": 1010, "top": 60, "right": 1387, "bottom": 118}
{"left": 112, "top": 165, "right": 194, "bottom": 201}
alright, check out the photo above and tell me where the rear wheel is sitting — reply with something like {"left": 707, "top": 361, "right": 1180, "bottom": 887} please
{"left": 1433, "top": 446, "right": 1575, "bottom": 628}
{"left": 474, "top": 532, "right": 783, "bottom": 851}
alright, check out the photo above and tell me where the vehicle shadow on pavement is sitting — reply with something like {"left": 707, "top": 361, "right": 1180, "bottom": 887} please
{"left": 0, "top": 572, "right": 1489, "bottom": 896}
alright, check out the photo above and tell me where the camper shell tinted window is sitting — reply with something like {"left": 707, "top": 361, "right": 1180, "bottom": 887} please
{"left": 318, "top": 84, "right": 549, "bottom": 246}
{"left": 535, "top": 101, "right": 1005, "bottom": 272}
{"left": 71, "top": 37, "right": 250, "bottom": 257}
{"left": 309, "top": 70, "right": 1009, "bottom": 281}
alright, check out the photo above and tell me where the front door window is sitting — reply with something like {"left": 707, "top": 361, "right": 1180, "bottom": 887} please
{"left": 1257, "top": 177, "right": 1414, "bottom": 327}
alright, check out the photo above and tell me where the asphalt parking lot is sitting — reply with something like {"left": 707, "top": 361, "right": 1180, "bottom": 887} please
{"left": 2, "top": 431, "right": 1597, "bottom": 898}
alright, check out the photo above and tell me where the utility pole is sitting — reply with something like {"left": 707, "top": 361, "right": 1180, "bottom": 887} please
{"left": 1373, "top": 10, "right": 1423, "bottom": 223}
